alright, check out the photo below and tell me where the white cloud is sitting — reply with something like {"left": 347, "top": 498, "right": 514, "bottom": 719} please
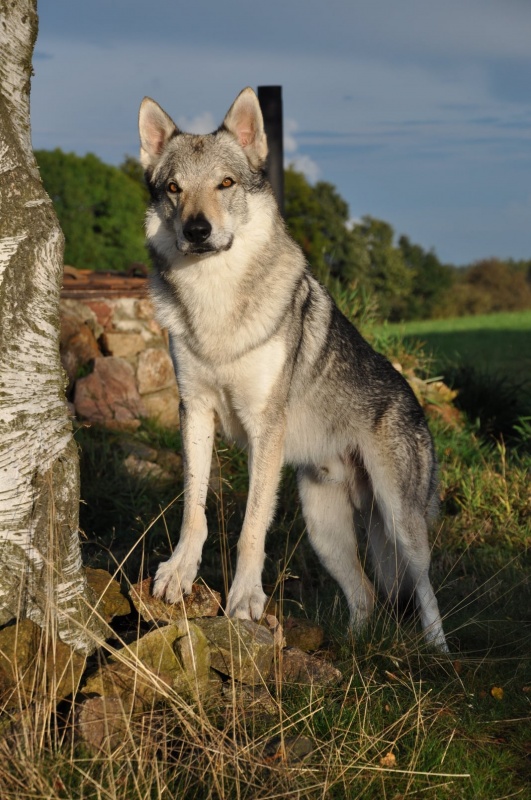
{"left": 176, "top": 111, "right": 216, "bottom": 134}
{"left": 283, "top": 118, "right": 320, "bottom": 182}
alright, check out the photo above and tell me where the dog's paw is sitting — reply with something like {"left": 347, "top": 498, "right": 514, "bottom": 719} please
{"left": 227, "top": 576, "right": 267, "bottom": 621}
{"left": 152, "top": 551, "right": 199, "bottom": 604}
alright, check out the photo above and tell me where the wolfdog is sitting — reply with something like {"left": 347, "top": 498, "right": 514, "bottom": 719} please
{"left": 138, "top": 87, "right": 448, "bottom": 651}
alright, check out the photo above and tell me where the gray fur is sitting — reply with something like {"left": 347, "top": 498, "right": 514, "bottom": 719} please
{"left": 138, "top": 88, "right": 448, "bottom": 651}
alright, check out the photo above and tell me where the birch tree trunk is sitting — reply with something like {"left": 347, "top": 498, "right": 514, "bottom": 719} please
{"left": 0, "top": 0, "right": 105, "bottom": 654}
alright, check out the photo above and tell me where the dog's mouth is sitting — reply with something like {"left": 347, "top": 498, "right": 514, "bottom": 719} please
{"left": 177, "top": 237, "right": 233, "bottom": 256}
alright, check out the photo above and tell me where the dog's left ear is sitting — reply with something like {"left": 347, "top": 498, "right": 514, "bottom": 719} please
{"left": 222, "top": 87, "right": 268, "bottom": 168}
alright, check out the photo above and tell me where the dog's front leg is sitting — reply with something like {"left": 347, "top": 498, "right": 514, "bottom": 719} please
{"left": 227, "top": 418, "right": 285, "bottom": 620}
{"left": 153, "top": 399, "right": 215, "bottom": 603}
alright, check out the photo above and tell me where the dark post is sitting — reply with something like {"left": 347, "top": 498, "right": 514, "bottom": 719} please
{"left": 257, "top": 85, "right": 284, "bottom": 215}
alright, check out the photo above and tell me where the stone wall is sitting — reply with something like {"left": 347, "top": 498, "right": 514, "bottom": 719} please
{"left": 60, "top": 296, "right": 180, "bottom": 431}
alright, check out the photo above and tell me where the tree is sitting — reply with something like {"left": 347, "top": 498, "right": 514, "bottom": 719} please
{"left": 35, "top": 149, "right": 148, "bottom": 271}
{"left": 0, "top": 0, "right": 105, "bottom": 653}
{"left": 398, "top": 235, "right": 454, "bottom": 320}
{"left": 284, "top": 167, "right": 369, "bottom": 289}
{"left": 352, "top": 216, "right": 413, "bottom": 320}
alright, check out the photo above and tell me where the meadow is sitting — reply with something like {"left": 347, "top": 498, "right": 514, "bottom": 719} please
{"left": 384, "top": 309, "right": 531, "bottom": 386}
{"left": 1, "top": 310, "right": 529, "bottom": 799}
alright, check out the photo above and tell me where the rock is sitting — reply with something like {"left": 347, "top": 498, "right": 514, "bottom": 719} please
{"left": 85, "top": 567, "right": 131, "bottom": 622}
{"left": 155, "top": 449, "right": 182, "bottom": 474}
{"left": 221, "top": 683, "right": 278, "bottom": 717}
{"left": 123, "top": 454, "right": 172, "bottom": 482}
{"left": 74, "top": 356, "right": 146, "bottom": 431}
{"left": 277, "top": 647, "right": 342, "bottom": 687}
{"left": 140, "top": 386, "right": 180, "bottom": 429}
{"left": 261, "top": 614, "right": 285, "bottom": 649}
{"left": 0, "top": 620, "right": 86, "bottom": 707}
{"left": 283, "top": 617, "right": 324, "bottom": 652}
{"left": 83, "top": 299, "right": 115, "bottom": 330}
{"left": 101, "top": 331, "right": 146, "bottom": 359}
{"left": 77, "top": 695, "right": 131, "bottom": 752}
{"left": 83, "top": 622, "right": 211, "bottom": 706}
{"left": 129, "top": 578, "right": 221, "bottom": 624}
{"left": 60, "top": 298, "right": 102, "bottom": 338}
{"left": 194, "top": 618, "right": 275, "bottom": 685}
{"left": 60, "top": 303, "right": 102, "bottom": 389}
{"left": 137, "top": 348, "right": 177, "bottom": 395}
{"left": 136, "top": 298, "right": 156, "bottom": 320}
{"left": 119, "top": 438, "right": 159, "bottom": 463}
{"left": 263, "top": 735, "right": 314, "bottom": 763}
{"left": 111, "top": 297, "right": 141, "bottom": 324}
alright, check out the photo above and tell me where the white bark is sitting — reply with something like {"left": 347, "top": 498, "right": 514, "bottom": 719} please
{"left": 0, "top": 0, "right": 105, "bottom": 654}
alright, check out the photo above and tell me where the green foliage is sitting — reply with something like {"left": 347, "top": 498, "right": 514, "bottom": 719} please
{"left": 351, "top": 216, "right": 413, "bottom": 320}
{"left": 435, "top": 258, "right": 531, "bottom": 318}
{"left": 35, "top": 148, "right": 148, "bottom": 271}
{"left": 284, "top": 167, "right": 368, "bottom": 290}
{"left": 398, "top": 234, "right": 454, "bottom": 319}
{"left": 284, "top": 168, "right": 454, "bottom": 322}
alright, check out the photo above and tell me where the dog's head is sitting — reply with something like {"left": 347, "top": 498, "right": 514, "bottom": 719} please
{"left": 139, "top": 88, "right": 269, "bottom": 258}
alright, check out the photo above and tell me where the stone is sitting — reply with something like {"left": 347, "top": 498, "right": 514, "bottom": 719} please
{"left": 83, "top": 299, "right": 115, "bottom": 330}
{"left": 85, "top": 567, "right": 131, "bottom": 622}
{"left": 194, "top": 618, "right": 275, "bottom": 685}
{"left": 74, "top": 357, "right": 146, "bottom": 430}
{"left": 221, "top": 683, "right": 278, "bottom": 717}
{"left": 112, "top": 297, "right": 140, "bottom": 323}
{"left": 136, "top": 298, "right": 156, "bottom": 320}
{"left": 283, "top": 617, "right": 324, "bottom": 652}
{"left": 60, "top": 302, "right": 102, "bottom": 390}
{"left": 137, "top": 348, "right": 177, "bottom": 395}
{"left": 261, "top": 614, "right": 285, "bottom": 649}
{"left": 83, "top": 622, "right": 211, "bottom": 706}
{"left": 277, "top": 647, "right": 342, "bottom": 687}
{"left": 76, "top": 695, "right": 131, "bottom": 752}
{"left": 263, "top": 735, "right": 314, "bottom": 763}
{"left": 0, "top": 619, "right": 86, "bottom": 708}
{"left": 123, "top": 454, "right": 172, "bottom": 482}
{"left": 119, "top": 438, "right": 159, "bottom": 463}
{"left": 129, "top": 578, "right": 221, "bottom": 625}
{"left": 140, "top": 386, "right": 180, "bottom": 429}
{"left": 101, "top": 331, "right": 146, "bottom": 359}
{"left": 60, "top": 298, "right": 102, "bottom": 338}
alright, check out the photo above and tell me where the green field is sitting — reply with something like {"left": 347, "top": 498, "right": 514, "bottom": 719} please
{"left": 383, "top": 310, "right": 531, "bottom": 386}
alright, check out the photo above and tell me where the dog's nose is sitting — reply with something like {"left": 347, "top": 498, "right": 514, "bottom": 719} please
{"left": 183, "top": 214, "right": 212, "bottom": 244}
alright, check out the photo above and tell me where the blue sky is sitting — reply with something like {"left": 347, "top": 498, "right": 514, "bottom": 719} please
{"left": 31, "top": 0, "right": 531, "bottom": 265}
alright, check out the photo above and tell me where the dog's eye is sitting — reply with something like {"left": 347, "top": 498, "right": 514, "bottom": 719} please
{"left": 219, "top": 177, "right": 235, "bottom": 189}
{"left": 167, "top": 181, "right": 181, "bottom": 194}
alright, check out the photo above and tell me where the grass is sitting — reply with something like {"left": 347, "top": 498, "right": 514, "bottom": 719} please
{"left": 377, "top": 310, "right": 531, "bottom": 448}
{"left": 1, "top": 312, "right": 530, "bottom": 799}
{"left": 381, "top": 309, "right": 531, "bottom": 387}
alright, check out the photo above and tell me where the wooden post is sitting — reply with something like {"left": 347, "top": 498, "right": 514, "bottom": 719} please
{"left": 257, "top": 86, "right": 284, "bottom": 215}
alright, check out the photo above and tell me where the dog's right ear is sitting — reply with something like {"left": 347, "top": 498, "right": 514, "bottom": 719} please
{"left": 139, "top": 98, "right": 179, "bottom": 171}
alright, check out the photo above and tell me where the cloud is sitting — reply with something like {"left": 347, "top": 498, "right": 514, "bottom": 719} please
{"left": 283, "top": 118, "right": 320, "bottom": 182}
{"left": 176, "top": 111, "right": 216, "bottom": 134}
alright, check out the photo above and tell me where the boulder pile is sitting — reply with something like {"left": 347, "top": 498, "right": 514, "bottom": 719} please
{"left": 60, "top": 296, "right": 180, "bottom": 431}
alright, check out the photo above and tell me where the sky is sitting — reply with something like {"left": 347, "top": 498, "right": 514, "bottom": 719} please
{"left": 31, "top": 0, "right": 531, "bottom": 266}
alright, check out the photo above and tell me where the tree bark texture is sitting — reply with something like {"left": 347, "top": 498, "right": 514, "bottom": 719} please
{"left": 0, "top": 0, "right": 105, "bottom": 654}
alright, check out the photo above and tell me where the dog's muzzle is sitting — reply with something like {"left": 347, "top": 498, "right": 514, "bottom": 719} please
{"left": 183, "top": 214, "right": 212, "bottom": 246}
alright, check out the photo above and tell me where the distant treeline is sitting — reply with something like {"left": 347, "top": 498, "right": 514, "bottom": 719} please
{"left": 35, "top": 148, "right": 531, "bottom": 322}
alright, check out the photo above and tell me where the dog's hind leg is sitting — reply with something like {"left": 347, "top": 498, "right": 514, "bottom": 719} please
{"left": 363, "top": 499, "right": 412, "bottom": 609}
{"left": 298, "top": 465, "right": 376, "bottom": 631}
{"left": 375, "top": 497, "right": 448, "bottom": 652}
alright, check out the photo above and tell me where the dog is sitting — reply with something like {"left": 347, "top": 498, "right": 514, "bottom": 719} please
{"left": 138, "top": 87, "right": 448, "bottom": 651}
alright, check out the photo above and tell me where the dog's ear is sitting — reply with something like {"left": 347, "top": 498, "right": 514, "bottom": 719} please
{"left": 139, "top": 97, "right": 179, "bottom": 171}
{"left": 222, "top": 87, "right": 268, "bottom": 168}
